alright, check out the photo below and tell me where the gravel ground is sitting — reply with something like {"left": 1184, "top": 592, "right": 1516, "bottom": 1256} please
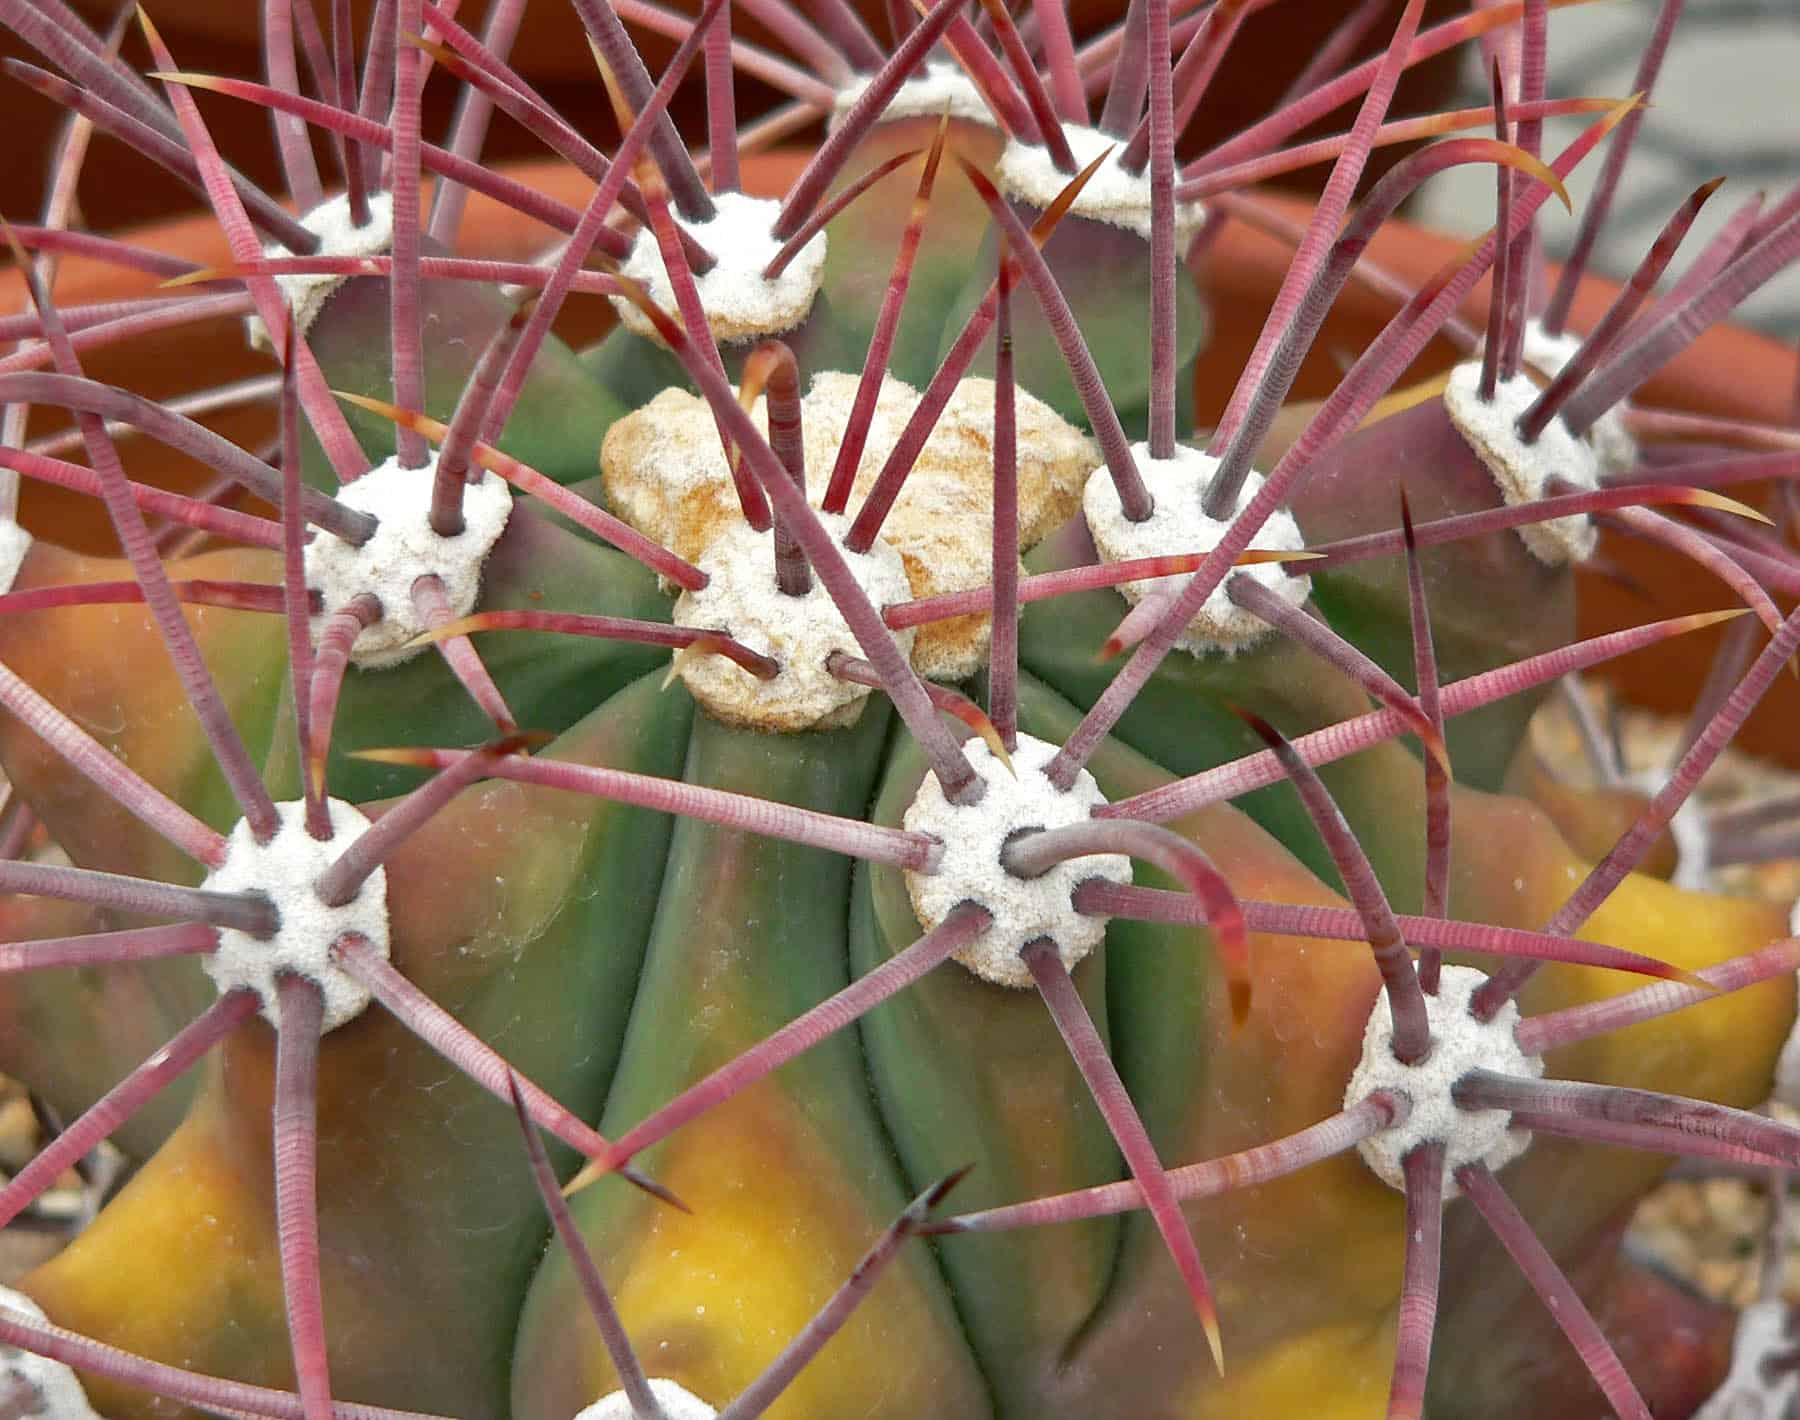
{"left": 1530, "top": 679, "right": 1800, "bottom": 1320}
{"left": 0, "top": 1081, "right": 85, "bottom": 1286}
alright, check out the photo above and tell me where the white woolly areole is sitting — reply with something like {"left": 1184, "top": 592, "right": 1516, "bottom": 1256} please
{"left": 0, "top": 1287, "right": 103, "bottom": 1420}
{"left": 575, "top": 1380, "right": 716, "bottom": 1420}
{"left": 306, "top": 454, "right": 512, "bottom": 669}
{"left": 202, "top": 798, "right": 390, "bottom": 1033}
{"left": 902, "top": 735, "right": 1130, "bottom": 989}
{"left": 1517, "top": 321, "right": 1639, "bottom": 477}
{"left": 1082, "top": 444, "right": 1312, "bottom": 657}
{"left": 673, "top": 510, "right": 914, "bottom": 732}
{"left": 1443, "top": 362, "right": 1600, "bottom": 566}
{"left": 998, "top": 125, "right": 1208, "bottom": 246}
{"left": 831, "top": 61, "right": 993, "bottom": 126}
{"left": 0, "top": 519, "right": 31, "bottom": 596}
{"left": 1345, "top": 964, "right": 1543, "bottom": 1198}
{"left": 612, "top": 191, "right": 825, "bottom": 346}
{"left": 246, "top": 190, "right": 394, "bottom": 351}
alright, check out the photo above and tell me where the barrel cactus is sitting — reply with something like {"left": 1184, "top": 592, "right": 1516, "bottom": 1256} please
{"left": 0, "top": 1, "right": 1798, "bottom": 1418}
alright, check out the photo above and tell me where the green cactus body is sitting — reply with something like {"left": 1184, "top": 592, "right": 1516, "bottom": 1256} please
{"left": 939, "top": 204, "right": 1208, "bottom": 438}
{"left": 1017, "top": 517, "right": 1431, "bottom": 904}
{"left": 301, "top": 273, "right": 625, "bottom": 489}
{"left": 512, "top": 702, "right": 992, "bottom": 1418}
{"left": 817, "top": 116, "right": 1007, "bottom": 390}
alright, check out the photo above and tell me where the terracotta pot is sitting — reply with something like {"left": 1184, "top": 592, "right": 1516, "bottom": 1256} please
{"left": 17, "top": 3, "right": 1466, "bottom": 233}
{"left": 9, "top": 155, "right": 1795, "bottom": 761}
{"left": 72, "top": 0, "right": 1463, "bottom": 88}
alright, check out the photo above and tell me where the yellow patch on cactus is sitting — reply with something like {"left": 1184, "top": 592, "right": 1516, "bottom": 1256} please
{"left": 1183, "top": 1321, "right": 1396, "bottom": 1420}
{"left": 19, "top": 1094, "right": 289, "bottom": 1417}
{"left": 1451, "top": 788, "right": 1794, "bottom": 1107}
{"left": 569, "top": 1095, "right": 984, "bottom": 1419}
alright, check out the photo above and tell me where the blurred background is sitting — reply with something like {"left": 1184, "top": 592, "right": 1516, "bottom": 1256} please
{"left": 3, "top": 1, "right": 1469, "bottom": 232}
{"left": 1414, "top": 0, "right": 1800, "bottom": 333}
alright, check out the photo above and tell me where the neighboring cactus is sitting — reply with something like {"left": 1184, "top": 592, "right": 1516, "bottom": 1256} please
{"left": 0, "top": 2, "right": 1798, "bottom": 1419}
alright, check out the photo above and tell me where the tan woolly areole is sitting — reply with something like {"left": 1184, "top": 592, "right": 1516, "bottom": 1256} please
{"left": 306, "top": 455, "right": 512, "bottom": 669}
{"left": 831, "top": 62, "right": 993, "bottom": 126}
{"left": 1697, "top": 1300, "right": 1800, "bottom": 1419}
{"left": 674, "top": 511, "right": 915, "bottom": 732}
{"left": 1345, "top": 965, "right": 1542, "bottom": 1198}
{"left": 0, "top": 520, "right": 31, "bottom": 597}
{"left": 602, "top": 371, "right": 1096, "bottom": 681}
{"left": 1771, "top": 898, "right": 1800, "bottom": 1108}
{"left": 202, "top": 798, "right": 389, "bottom": 1033}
